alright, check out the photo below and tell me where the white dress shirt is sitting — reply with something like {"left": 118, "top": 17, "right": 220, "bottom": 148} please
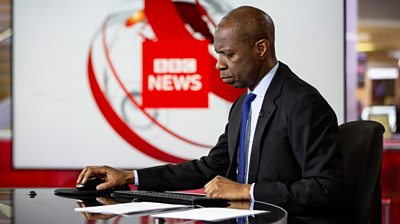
{"left": 247, "top": 62, "right": 279, "bottom": 201}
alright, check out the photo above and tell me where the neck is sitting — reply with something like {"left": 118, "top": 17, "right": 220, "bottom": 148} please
{"left": 248, "top": 58, "right": 277, "bottom": 91}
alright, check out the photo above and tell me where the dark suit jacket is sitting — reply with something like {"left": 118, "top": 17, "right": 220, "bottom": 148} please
{"left": 137, "top": 62, "right": 344, "bottom": 215}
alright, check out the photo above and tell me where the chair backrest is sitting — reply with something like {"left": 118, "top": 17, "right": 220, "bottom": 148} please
{"left": 339, "top": 120, "right": 384, "bottom": 224}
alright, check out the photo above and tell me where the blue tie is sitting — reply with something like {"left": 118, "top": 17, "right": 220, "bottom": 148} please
{"left": 237, "top": 93, "right": 256, "bottom": 184}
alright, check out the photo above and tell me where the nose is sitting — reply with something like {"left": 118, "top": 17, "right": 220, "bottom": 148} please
{"left": 215, "top": 55, "right": 227, "bottom": 70}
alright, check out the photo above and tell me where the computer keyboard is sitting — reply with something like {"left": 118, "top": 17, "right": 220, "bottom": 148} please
{"left": 112, "top": 190, "right": 229, "bottom": 207}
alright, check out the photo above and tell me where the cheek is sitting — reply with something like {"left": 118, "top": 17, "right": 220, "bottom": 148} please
{"left": 232, "top": 60, "right": 253, "bottom": 77}
{"left": 227, "top": 54, "right": 255, "bottom": 80}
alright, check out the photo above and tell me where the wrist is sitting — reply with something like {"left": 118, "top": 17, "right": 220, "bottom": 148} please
{"left": 124, "top": 170, "right": 135, "bottom": 184}
{"left": 241, "top": 184, "right": 251, "bottom": 200}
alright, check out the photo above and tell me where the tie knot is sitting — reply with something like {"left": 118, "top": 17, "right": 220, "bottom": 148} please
{"left": 244, "top": 93, "right": 257, "bottom": 105}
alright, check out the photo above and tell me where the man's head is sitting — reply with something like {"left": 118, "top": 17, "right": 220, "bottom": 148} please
{"left": 214, "top": 6, "right": 277, "bottom": 90}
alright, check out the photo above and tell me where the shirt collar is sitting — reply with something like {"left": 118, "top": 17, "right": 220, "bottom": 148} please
{"left": 249, "top": 62, "right": 279, "bottom": 97}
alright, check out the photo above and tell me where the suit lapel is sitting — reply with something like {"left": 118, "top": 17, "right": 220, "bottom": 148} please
{"left": 228, "top": 94, "right": 246, "bottom": 164}
{"left": 227, "top": 95, "right": 245, "bottom": 179}
{"left": 248, "top": 63, "right": 287, "bottom": 183}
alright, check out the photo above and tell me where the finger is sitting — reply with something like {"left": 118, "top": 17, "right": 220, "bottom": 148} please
{"left": 203, "top": 182, "right": 211, "bottom": 194}
{"left": 204, "top": 179, "right": 218, "bottom": 198}
{"left": 77, "top": 167, "right": 89, "bottom": 184}
{"left": 204, "top": 176, "right": 215, "bottom": 189}
{"left": 80, "top": 166, "right": 104, "bottom": 184}
{"left": 204, "top": 186, "right": 214, "bottom": 198}
{"left": 96, "top": 181, "right": 113, "bottom": 190}
{"left": 80, "top": 167, "right": 95, "bottom": 184}
{"left": 82, "top": 167, "right": 102, "bottom": 184}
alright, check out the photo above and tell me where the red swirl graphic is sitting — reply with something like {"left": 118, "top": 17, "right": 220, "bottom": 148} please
{"left": 87, "top": 0, "right": 244, "bottom": 162}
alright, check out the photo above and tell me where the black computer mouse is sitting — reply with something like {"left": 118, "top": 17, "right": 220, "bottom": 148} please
{"left": 54, "top": 177, "right": 130, "bottom": 200}
{"left": 76, "top": 177, "right": 131, "bottom": 192}
{"left": 76, "top": 177, "right": 105, "bottom": 191}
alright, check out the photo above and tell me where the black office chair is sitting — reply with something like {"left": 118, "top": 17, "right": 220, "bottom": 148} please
{"left": 339, "top": 120, "right": 385, "bottom": 224}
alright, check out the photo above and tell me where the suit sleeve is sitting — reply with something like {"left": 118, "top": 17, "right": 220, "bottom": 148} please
{"left": 253, "top": 91, "right": 343, "bottom": 214}
{"left": 136, "top": 128, "right": 230, "bottom": 191}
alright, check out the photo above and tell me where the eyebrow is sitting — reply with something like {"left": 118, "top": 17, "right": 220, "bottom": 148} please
{"left": 215, "top": 47, "right": 234, "bottom": 54}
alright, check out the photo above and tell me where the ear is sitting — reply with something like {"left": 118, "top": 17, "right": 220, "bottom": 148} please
{"left": 255, "top": 39, "right": 269, "bottom": 60}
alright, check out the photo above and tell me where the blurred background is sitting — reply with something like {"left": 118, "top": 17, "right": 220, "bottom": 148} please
{"left": 0, "top": 0, "right": 10, "bottom": 133}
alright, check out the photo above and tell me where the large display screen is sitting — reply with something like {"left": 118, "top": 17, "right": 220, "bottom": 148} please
{"left": 13, "top": 0, "right": 344, "bottom": 169}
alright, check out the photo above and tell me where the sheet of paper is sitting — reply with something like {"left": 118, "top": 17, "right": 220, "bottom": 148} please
{"left": 152, "top": 207, "right": 268, "bottom": 222}
{"left": 74, "top": 202, "right": 189, "bottom": 215}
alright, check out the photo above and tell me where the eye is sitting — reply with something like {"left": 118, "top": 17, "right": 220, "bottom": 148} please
{"left": 225, "top": 52, "right": 234, "bottom": 59}
{"left": 216, "top": 51, "right": 234, "bottom": 59}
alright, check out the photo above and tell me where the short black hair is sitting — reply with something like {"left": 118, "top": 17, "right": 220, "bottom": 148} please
{"left": 217, "top": 6, "right": 275, "bottom": 47}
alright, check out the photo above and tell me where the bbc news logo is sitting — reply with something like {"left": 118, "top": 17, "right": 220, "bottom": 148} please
{"left": 142, "top": 40, "right": 210, "bottom": 108}
{"left": 153, "top": 58, "right": 196, "bottom": 73}
{"left": 148, "top": 58, "right": 202, "bottom": 92}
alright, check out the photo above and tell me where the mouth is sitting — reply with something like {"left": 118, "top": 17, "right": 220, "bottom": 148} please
{"left": 220, "top": 76, "right": 235, "bottom": 84}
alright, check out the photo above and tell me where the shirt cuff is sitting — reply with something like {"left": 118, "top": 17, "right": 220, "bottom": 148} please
{"left": 133, "top": 170, "right": 139, "bottom": 186}
{"left": 250, "top": 183, "right": 255, "bottom": 201}
{"left": 250, "top": 183, "right": 255, "bottom": 210}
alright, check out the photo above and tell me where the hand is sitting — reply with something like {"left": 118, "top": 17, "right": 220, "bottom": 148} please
{"left": 77, "top": 165, "right": 134, "bottom": 190}
{"left": 204, "top": 175, "right": 251, "bottom": 200}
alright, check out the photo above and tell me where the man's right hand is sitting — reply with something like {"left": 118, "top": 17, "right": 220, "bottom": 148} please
{"left": 77, "top": 166, "right": 134, "bottom": 190}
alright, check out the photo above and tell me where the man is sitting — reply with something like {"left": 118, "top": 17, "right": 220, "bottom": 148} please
{"left": 78, "top": 5, "right": 343, "bottom": 219}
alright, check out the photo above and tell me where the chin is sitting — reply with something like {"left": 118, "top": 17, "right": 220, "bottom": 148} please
{"left": 232, "top": 83, "right": 246, "bottom": 89}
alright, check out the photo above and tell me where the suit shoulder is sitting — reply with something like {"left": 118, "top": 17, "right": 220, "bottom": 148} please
{"left": 282, "top": 70, "right": 325, "bottom": 101}
{"left": 278, "top": 65, "right": 334, "bottom": 114}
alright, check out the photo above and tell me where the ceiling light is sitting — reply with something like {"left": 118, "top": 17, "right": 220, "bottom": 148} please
{"left": 356, "top": 42, "right": 375, "bottom": 52}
